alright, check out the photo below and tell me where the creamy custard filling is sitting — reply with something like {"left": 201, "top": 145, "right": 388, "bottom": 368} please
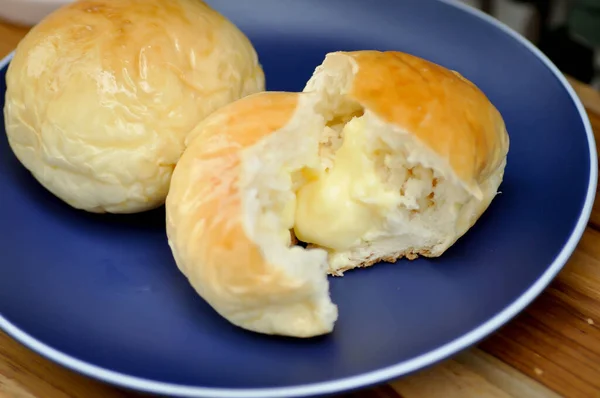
{"left": 293, "top": 115, "right": 402, "bottom": 251}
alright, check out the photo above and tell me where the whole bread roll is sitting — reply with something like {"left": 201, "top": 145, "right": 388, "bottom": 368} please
{"left": 166, "top": 51, "right": 509, "bottom": 337}
{"left": 4, "top": 0, "right": 265, "bottom": 213}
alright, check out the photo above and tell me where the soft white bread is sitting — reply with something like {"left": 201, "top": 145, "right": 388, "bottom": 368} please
{"left": 298, "top": 51, "right": 510, "bottom": 274}
{"left": 165, "top": 51, "right": 509, "bottom": 337}
{"left": 4, "top": 0, "right": 264, "bottom": 213}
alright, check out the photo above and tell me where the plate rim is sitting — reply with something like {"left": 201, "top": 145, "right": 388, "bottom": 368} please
{"left": 0, "top": 1, "right": 597, "bottom": 397}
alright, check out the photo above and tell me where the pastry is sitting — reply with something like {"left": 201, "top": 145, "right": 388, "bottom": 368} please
{"left": 165, "top": 51, "right": 509, "bottom": 337}
{"left": 4, "top": 0, "right": 265, "bottom": 213}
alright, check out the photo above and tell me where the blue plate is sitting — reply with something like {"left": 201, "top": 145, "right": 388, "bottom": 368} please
{"left": 0, "top": 1, "right": 596, "bottom": 397}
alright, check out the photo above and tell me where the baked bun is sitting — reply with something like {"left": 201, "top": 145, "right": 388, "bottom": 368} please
{"left": 165, "top": 51, "right": 509, "bottom": 337}
{"left": 299, "top": 51, "right": 509, "bottom": 274}
{"left": 4, "top": 0, "right": 265, "bottom": 213}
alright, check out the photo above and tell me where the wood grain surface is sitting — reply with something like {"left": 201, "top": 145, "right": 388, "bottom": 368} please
{"left": 0, "top": 18, "right": 599, "bottom": 398}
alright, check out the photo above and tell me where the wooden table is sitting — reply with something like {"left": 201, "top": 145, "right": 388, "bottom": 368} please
{"left": 2, "top": 21, "right": 600, "bottom": 398}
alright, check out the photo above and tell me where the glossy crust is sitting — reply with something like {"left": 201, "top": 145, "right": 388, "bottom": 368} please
{"left": 166, "top": 92, "right": 337, "bottom": 337}
{"left": 166, "top": 50, "right": 509, "bottom": 337}
{"left": 306, "top": 50, "right": 509, "bottom": 199}
{"left": 4, "top": 0, "right": 264, "bottom": 213}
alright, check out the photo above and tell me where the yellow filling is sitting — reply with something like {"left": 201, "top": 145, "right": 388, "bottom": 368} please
{"left": 293, "top": 116, "right": 399, "bottom": 250}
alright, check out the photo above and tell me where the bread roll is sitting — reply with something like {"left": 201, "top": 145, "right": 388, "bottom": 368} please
{"left": 4, "top": 0, "right": 265, "bottom": 213}
{"left": 165, "top": 51, "right": 509, "bottom": 337}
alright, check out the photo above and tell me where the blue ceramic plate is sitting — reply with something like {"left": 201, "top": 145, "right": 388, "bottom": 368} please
{"left": 0, "top": 1, "right": 596, "bottom": 397}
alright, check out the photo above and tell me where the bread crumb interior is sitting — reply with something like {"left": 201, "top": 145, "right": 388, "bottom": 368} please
{"left": 242, "top": 81, "right": 471, "bottom": 276}
{"left": 290, "top": 99, "right": 467, "bottom": 258}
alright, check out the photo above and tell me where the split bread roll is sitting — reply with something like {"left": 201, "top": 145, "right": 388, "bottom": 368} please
{"left": 4, "top": 0, "right": 264, "bottom": 213}
{"left": 166, "top": 51, "right": 510, "bottom": 337}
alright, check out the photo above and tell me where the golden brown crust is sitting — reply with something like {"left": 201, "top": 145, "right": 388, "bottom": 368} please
{"left": 168, "top": 92, "right": 299, "bottom": 290}
{"left": 167, "top": 50, "right": 510, "bottom": 335}
{"left": 5, "top": 0, "right": 264, "bottom": 213}
{"left": 344, "top": 51, "right": 509, "bottom": 195}
{"left": 166, "top": 92, "right": 337, "bottom": 336}
{"left": 183, "top": 92, "right": 300, "bottom": 149}
{"left": 17, "top": 0, "right": 262, "bottom": 98}
{"left": 31, "top": 0, "right": 226, "bottom": 63}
